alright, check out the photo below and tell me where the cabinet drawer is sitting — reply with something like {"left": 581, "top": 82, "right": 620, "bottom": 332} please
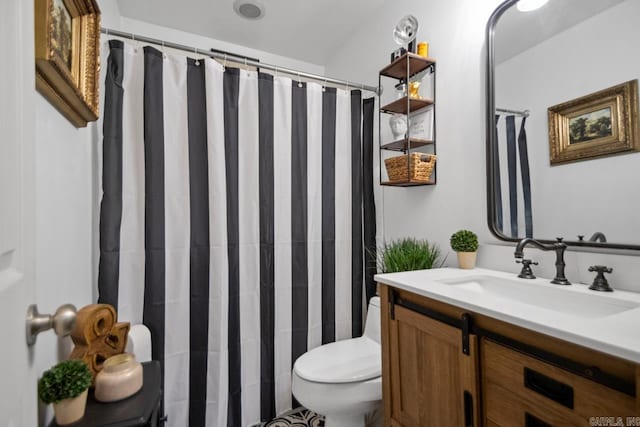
{"left": 486, "top": 381, "right": 581, "bottom": 426}
{"left": 482, "top": 339, "right": 637, "bottom": 421}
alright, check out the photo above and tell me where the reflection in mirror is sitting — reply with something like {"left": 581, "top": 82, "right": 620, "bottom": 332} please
{"left": 488, "top": 0, "right": 640, "bottom": 248}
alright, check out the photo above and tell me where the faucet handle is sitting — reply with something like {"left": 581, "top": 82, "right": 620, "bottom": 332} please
{"left": 516, "top": 259, "right": 538, "bottom": 279}
{"left": 588, "top": 265, "right": 613, "bottom": 274}
{"left": 588, "top": 265, "right": 613, "bottom": 292}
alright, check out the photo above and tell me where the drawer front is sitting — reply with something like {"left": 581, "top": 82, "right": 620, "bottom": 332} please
{"left": 482, "top": 339, "right": 637, "bottom": 420}
{"left": 485, "top": 381, "right": 581, "bottom": 426}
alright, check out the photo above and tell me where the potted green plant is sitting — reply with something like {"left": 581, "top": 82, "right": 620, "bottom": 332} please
{"left": 450, "top": 230, "right": 479, "bottom": 269}
{"left": 38, "top": 359, "right": 92, "bottom": 425}
{"left": 378, "top": 237, "right": 444, "bottom": 273}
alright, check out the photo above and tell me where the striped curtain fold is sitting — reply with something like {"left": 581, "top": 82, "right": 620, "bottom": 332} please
{"left": 98, "top": 39, "right": 376, "bottom": 427}
{"left": 495, "top": 114, "right": 533, "bottom": 238}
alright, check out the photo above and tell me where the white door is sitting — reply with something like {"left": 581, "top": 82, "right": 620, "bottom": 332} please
{"left": 0, "top": 0, "right": 38, "bottom": 424}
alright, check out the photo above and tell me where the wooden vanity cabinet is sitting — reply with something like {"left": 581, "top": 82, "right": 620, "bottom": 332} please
{"left": 381, "top": 287, "right": 480, "bottom": 426}
{"left": 379, "top": 284, "right": 640, "bottom": 427}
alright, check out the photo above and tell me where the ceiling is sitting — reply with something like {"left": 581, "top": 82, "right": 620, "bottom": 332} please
{"left": 117, "top": 0, "right": 386, "bottom": 65}
{"left": 495, "top": 0, "right": 626, "bottom": 64}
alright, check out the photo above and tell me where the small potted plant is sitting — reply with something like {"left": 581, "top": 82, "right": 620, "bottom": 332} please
{"left": 450, "top": 230, "right": 479, "bottom": 269}
{"left": 38, "top": 359, "right": 92, "bottom": 425}
{"left": 378, "top": 237, "right": 444, "bottom": 273}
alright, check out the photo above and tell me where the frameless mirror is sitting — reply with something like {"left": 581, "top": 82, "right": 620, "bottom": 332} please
{"left": 486, "top": 0, "right": 640, "bottom": 250}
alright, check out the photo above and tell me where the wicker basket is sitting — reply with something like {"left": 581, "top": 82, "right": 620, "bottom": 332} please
{"left": 384, "top": 152, "right": 437, "bottom": 182}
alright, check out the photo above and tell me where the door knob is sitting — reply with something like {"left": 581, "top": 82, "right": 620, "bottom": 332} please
{"left": 26, "top": 304, "right": 77, "bottom": 346}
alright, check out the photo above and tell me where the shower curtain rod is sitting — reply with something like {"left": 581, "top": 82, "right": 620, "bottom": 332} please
{"left": 101, "top": 27, "right": 380, "bottom": 94}
{"left": 496, "top": 107, "right": 530, "bottom": 117}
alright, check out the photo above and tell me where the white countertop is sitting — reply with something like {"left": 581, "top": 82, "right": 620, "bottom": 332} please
{"left": 374, "top": 267, "right": 640, "bottom": 363}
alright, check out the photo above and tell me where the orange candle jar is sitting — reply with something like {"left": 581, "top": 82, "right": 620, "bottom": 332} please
{"left": 417, "top": 42, "right": 429, "bottom": 58}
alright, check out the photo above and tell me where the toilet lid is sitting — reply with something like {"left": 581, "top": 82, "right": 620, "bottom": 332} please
{"left": 293, "top": 337, "right": 381, "bottom": 384}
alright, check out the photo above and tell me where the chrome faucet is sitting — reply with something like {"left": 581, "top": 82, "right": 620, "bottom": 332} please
{"left": 514, "top": 237, "right": 571, "bottom": 286}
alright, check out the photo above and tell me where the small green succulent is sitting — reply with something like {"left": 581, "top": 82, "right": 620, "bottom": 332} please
{"left": 38, "top": 359, "right": 92, "bottom": 404}
{"left": 450, "top": 230, "right": 479, "bottom": 252}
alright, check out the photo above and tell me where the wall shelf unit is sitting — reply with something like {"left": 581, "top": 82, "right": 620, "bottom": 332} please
{"left": 379, "top": 53, "right": 437, "bottom": 187}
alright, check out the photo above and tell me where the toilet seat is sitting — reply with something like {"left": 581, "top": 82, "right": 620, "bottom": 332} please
{"left": 293, "top": 336, "right": 381, "bottom": 384}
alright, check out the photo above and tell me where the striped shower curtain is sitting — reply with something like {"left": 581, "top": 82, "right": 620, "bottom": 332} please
{"left": 98, "top": 40, "right": 376, "bottom": 427}
{"left": 494, "top": 114, "right": 532, "bottom": 238}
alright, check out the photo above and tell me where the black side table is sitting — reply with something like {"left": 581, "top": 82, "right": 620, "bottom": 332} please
{"left": 50, "top": 361, "right": 163, "bottom": 427}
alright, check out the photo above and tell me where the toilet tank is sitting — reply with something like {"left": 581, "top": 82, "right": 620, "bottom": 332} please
{"left": 363, "top": 296, "right": 381, "bottom": 344}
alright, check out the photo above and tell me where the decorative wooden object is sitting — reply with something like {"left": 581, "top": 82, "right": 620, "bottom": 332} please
{"left": 69, "top": 304, "right": 130, "bottom": 382}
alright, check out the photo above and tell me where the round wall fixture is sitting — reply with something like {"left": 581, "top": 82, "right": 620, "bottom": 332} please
{"left": 233, "top": 0, "right": 265, "bottom": 20}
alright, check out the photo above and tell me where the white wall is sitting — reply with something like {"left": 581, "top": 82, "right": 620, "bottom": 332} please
{"left": 326, "top": 0, "right": 500, "bottom": 263}
{"left": 496, "top": 0, "right": 640, "bottom": 243}
{"left": 325, "top": 0, "right": 640, "bottom": 292}
{"left": 117, "top": 17, "right": 325, "bottom": 76}
{"left": 100, "top": 0, "right": 121, "bottom": 28}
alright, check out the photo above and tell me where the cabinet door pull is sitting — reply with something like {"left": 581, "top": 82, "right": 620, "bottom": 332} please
{"left": 389, "top": 288, "right": 396, "bottom": 320}
{"left": 461, "top": 313, "right": 470, "bottom": 355}
{"left": 463, "top": 391, "right": 473, "bottom": 427}
{"left": 524, "top": 367, "right": 574, "bottom": 409}
{"left": 525, "top": 412, "right": 553, "bottom": 427}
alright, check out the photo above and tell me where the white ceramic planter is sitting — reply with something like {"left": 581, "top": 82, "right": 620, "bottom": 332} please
{"left": 95, "top": 353, "right": 143, "bottom": 402}
{"left": 53, "top": 389, "right": 88, "bottom": 425}
{"left": 457, "top": 251, "right": 477, "bottom": 269}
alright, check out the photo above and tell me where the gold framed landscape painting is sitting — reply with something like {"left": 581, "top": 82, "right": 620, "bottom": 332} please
{"left": 548, "top": 80, "right": 639, "bottom": 165}
{"left": 35, "top": 0, "right": 101, "bottom": 127}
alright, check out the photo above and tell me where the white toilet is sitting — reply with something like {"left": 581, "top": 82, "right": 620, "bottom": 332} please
{"left": 292, "top": 297, "right": 382, "bottom": 427}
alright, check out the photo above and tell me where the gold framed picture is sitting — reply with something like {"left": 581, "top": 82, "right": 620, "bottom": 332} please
{"left": 548, "top": 80, "right": 639, "bottom": 165}
{"left": 35, "top": 0, "right": 101, "bottom": 127}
